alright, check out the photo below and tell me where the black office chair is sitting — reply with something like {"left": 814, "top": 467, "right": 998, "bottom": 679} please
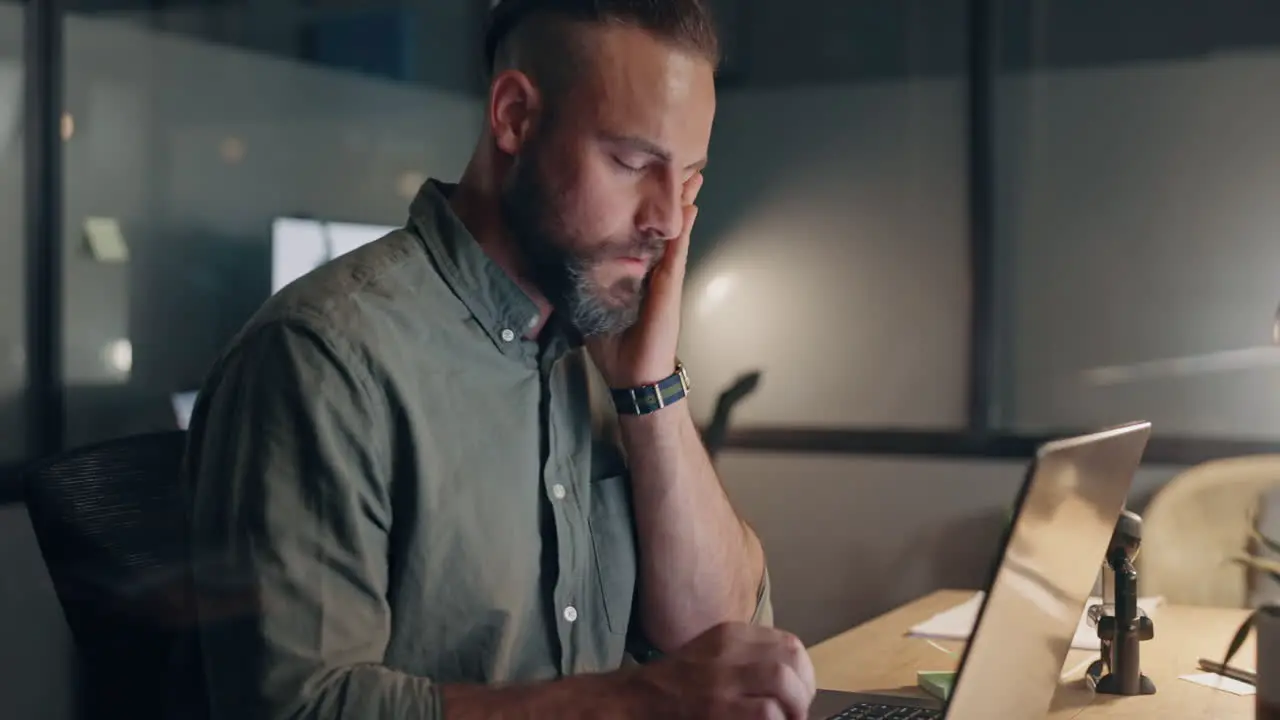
{"left": 22, "top": 430, "right": 200, "bottom": 720}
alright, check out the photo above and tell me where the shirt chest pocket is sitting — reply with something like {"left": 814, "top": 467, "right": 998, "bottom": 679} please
{"left": 587, "top": 474, "right": 638, "bottom": 636}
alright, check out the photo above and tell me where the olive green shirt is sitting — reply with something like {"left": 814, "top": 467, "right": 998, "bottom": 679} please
{"left": 182, "top": 180, "right": 772, "bottom": 720}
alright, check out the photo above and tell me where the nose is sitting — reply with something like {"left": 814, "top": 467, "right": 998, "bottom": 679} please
{"left": 635, "top": 172, "right": 684, "bottom": 241}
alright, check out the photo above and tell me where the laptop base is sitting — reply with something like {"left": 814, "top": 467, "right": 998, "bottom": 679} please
{"left": 809, "top": 689, "right": 943, "bottom": 719}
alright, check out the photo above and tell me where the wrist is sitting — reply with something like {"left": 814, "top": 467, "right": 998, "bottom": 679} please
{"left": 609, "top": 664, "right": 670, "bottom": 720}
{"left": 616, "top": 401, "right": 695, "bottom": 456}
{"left": 617, "top": 398, "right": 692, "bottom": 430}
{"left": 606, "top": 361, "right": 678, "bottom": 390}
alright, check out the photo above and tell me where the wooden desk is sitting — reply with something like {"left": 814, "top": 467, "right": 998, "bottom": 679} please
{"left": 809, "top": 589, "right": 1256, "bottom": 719}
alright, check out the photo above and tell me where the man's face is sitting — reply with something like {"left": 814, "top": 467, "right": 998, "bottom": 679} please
{"left": 499, "top": 26, "right": 716, "bottom": 336}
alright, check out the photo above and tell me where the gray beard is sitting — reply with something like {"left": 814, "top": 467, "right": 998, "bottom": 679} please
{"left": 502, "top": 193, "right": 647, "bottom": 337}
{"left": 563, "top": 260, "right": 644, "bottom": 337}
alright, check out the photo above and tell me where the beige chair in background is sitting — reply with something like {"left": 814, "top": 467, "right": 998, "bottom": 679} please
{"left": 1138, "top": 455, "right": 1280, "bottom": 608}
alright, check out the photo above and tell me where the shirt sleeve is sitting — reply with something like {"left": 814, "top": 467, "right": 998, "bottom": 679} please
{"left": 750, "top": 564, "right": 774, "bottom": 627}
{"left": 184, "top": 319, "right": 442, "bottom": 720}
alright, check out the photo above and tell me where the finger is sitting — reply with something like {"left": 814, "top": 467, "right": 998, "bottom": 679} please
{"left": 738, "top": 662, "right": 811, "bottom": 720}
{"left": 643, "top": 203, "right": 696, "bottom": 314}
{"left": 668, "top": 203, "right": 696, "bottom": 280}
{"left": 722, "top": 697, "right": 786, "bottom": 720}
{"left": 773, "top": 633, "right": 816, "bottom": 700}
{"left": 796, "top": 650, "right": 816, "bottom": 702}
{"left": 730, "top": 630, "right": 815, "bottom": 714}
{"left": 682, "top": 171, "right": 705, "bottom": 207}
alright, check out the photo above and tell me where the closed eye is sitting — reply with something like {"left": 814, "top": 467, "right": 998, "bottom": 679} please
{"left": 613, "top": 156, "right": 646, "bottom": 174}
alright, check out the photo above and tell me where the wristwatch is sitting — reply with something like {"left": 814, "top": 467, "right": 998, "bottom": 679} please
{"left": 610, "top": 362, "right": 691, "bottom": 416}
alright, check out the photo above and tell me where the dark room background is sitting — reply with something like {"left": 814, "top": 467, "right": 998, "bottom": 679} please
{"left": 2, "top": 1, "right": 1279, "bottom": 717}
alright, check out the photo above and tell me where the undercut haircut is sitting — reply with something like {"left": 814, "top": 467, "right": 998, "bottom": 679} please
{"left": 484, "top": 0, "right": 720, "bottom": 103}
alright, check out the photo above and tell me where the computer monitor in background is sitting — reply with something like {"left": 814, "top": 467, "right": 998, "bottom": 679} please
{"left": 170, "top": 218, "right": 398, "bottom": 430}
{"left": 171, "top": 390, "right": 199, "bottom": 430}
{"left": 271, "top": 217, "right": 397, "bottom": 294}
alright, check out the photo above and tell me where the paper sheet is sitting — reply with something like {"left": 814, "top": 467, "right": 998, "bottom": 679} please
{"left": 907, "top": 591, "right": 1165, "bottom": 651}
{"left": 1180, "top": 673, "right": 1257, "bottom": 696}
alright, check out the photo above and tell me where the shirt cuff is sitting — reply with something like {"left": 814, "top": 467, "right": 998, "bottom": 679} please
{"left": 750, "top": 564, "right": 774, "bottom": 627}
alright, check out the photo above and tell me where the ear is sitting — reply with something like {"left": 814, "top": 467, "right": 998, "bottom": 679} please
{"left": 488, "top": 69, "right": 542, "bottom": 156}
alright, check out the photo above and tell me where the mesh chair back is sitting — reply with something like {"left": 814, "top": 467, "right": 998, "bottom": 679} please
{"left": 23, "top": 431, "right": 197, "bottom": 720}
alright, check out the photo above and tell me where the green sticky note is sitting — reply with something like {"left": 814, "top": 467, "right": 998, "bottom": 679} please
{"left": 84, "top": 216, "right": 129, "bottom": 262}
{"left": 917, "top": 671, "right": 956, "bottom": 701}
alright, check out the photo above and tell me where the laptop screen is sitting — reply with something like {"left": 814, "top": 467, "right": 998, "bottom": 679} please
{"left": 943, "top": 422, "right": 1151, "bottom": 719}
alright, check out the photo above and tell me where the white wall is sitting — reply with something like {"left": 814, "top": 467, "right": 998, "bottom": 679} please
{"left": 687, "top": 53, "right": 1280, "bottom": 439}
{"left": 682, "top": 79, "right": 971, "bottom": 429}
{"left": 997, "top": 52, "right": 1280, "bottom": 441}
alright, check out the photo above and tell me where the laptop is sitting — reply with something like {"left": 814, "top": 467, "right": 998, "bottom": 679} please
{"left": 809, "top": 420, "right": 1153, "bottom": 719}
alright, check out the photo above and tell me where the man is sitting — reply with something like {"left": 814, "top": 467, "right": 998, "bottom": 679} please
{"left": 182, "top": 0, "right": 816, "bottom": 718}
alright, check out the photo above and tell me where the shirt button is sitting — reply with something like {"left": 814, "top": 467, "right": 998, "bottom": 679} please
{"left": 500, "top": 328, "right": 515, "bottom": 342}
{"left": 551, "top": 483, "right": 566, "bottom": 500}
{"left": 527, "top": 314, "right": 540, "bottom": 329}
{"left": 563, "top": 605, "right": 578, "bottom": 623}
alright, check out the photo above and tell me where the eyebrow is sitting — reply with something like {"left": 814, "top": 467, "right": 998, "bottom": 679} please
{"left": 602, "top": 132, "right": 707, "bottom": 172}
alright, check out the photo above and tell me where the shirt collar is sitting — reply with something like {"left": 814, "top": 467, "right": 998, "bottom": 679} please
{"left": 409, "top": 179, "right": 580, "bottom": 362}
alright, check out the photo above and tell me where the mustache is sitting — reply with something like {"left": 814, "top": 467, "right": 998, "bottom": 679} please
{"left": 590, "top": 235, "right": 668, "bottom": 263}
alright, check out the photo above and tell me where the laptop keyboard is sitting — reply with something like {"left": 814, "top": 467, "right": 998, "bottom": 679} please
{"left": 827, "top": 703, "right": 943, "bottom": 719}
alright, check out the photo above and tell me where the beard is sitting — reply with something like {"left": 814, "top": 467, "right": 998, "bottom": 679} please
{"left": 499, "top": 141, "right": 666, "bottom": 337}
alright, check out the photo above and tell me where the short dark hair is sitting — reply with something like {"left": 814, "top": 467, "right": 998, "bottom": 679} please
{"left": 484, "top": 0, "right": 720, "bottom": 84}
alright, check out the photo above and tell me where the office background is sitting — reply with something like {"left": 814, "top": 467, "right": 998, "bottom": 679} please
{"left": 2, "top": 0, "right": 1279, "bottom": 717}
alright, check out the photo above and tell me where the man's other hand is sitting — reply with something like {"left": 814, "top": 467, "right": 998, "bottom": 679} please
{"left": 622, "top": 621, "right": 817, "bottom": 720}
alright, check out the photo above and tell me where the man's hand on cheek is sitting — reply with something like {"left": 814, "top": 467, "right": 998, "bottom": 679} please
{"left": 587, "top": 171, "right": 704, "bottom": 389}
